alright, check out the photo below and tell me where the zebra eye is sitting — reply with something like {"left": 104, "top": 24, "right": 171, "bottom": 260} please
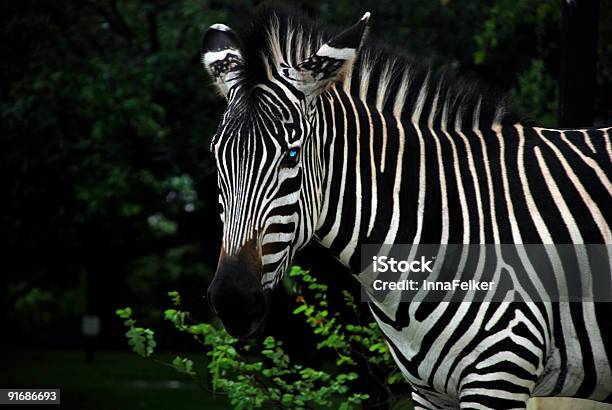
{"left": 283, "top": 147, "right": 300, "bottom": 167}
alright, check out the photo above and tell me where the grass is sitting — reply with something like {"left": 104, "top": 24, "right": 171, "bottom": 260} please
{"left": 1, "top": 348, "right": 230, "bottom": 409}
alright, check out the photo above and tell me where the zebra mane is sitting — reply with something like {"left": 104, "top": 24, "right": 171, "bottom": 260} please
{"left": 238, "top": 5, "right": 517, "bottom": 127}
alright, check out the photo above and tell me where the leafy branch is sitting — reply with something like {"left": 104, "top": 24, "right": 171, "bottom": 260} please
{"left": 117, "top": 266, "right": 409, "bottom": 409}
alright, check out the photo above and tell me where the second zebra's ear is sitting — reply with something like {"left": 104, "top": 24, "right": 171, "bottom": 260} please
{"left": 202, "top": 24, "right": 244, "bottom": 98}
{"left": 282, "top": 12, "right": 370, "bottom": 103}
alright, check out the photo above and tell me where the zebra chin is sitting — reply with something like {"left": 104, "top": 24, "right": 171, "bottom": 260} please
{"left": 207, "top": 243, "right": 271, "bottom": 338}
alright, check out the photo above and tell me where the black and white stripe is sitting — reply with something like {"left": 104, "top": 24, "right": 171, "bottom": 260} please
{"left": 203, "top": 6, "right": 612, "bottom": 408}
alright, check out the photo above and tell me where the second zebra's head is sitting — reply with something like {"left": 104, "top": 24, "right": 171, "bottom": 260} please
{"left": 202, "top": 11, "right": 370, "bottom": 337}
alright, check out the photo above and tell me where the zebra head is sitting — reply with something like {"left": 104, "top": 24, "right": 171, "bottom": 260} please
{"left": 202, "top": 12, "right": 370, "bottom": 337}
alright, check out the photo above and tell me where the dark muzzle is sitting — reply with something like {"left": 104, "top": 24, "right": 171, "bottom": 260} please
{"left": 207, "top": 242, "right": 269, "bottom": 338}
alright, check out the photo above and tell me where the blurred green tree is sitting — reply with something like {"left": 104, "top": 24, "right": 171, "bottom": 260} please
{"left": 2, "top": 0, "right": 242, "bottom": 344}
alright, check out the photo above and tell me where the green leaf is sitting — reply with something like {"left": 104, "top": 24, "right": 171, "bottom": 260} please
{"left": 167, "top": 290, "right": 181, "bottom": 306}
{"left": 115, "top": 307, "right": 132, "bottom": 319}
{"left": 293, "top": 304, "right": 307, "bottom": 314}
{"left": 172, "top": 356, "right": 196, "bottom": 376}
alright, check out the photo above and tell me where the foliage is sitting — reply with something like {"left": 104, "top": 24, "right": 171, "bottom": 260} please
{"left": 117, "top": 267, "right": 410, "bottom": 409}
{"left": 511, "top": 59, "right": 558, "bottom": 126}
{"left": 287, "top": 267, "right": 405, "bottom": 387}
{"left": 117, "top": 307, "right": 157, "bottom": 358}
{"left": 472, "top": 0, "right": 561, "bottom": 126}
{"left": 473, "top": 0, "right": 560, "bottom": 66}
{"left": 3, "top": 0, "right": 232, "bottom": 343}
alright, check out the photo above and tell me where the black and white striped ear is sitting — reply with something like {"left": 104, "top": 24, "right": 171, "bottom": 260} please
{"left": 202, "top": 24, "right": 244, "bottom": 97}
{"left": 282, "top": 12, "right": 370, "bottom": 101}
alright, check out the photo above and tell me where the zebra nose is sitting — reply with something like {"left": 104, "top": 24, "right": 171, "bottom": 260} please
{"left": 207, "top": 247, "right": 268, "bottom": 338}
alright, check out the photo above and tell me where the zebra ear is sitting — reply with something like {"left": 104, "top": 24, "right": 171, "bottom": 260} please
{"left": 283, "top": 12, "right": 370, "bottom": 101}
{"left": 202, "top": 24, "right": 244, "bottom": 97}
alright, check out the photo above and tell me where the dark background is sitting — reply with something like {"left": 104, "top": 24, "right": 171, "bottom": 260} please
{"left": 1, "top": 0, "right": 610, "bottom": 408}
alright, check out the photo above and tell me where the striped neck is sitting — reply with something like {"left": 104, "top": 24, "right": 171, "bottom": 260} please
{"left": 310, "top": 80, "right": 611, "bottom": 270}
{"left": 312, "top": 84, "right": 426, "bottom": 270}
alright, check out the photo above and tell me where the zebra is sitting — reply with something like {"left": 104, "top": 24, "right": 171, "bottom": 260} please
{"left": 202, "top": 6, "right": 612, "bottom": 409}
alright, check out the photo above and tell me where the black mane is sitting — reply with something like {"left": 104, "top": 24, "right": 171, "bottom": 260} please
{"left": 235, "top": 4, "right": 519, "bottom": 127}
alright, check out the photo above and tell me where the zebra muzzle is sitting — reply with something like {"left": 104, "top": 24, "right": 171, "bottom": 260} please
{"left": 207, "top": 241, "right": 269, "bottom": 338}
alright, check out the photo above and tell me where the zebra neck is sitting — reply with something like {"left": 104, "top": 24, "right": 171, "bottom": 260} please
{"left": 312, "top": 90, "right": 612, "bottom": 271}
{"left": 312, "top": 87, "right": 430, "bottom": 271}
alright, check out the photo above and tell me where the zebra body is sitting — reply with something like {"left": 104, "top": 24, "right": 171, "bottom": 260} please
{"left": 202, "top": 6, "right": 612, "bottom": 408}
{"left": 312, "top": 85, "right": 612, "bottom": 407}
